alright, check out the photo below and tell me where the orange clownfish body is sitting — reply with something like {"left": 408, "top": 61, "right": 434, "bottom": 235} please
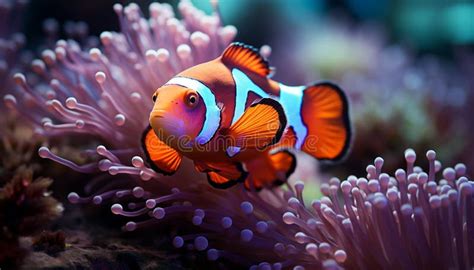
{"left": 142, "top": 43, "right": 351, "bottom": 190}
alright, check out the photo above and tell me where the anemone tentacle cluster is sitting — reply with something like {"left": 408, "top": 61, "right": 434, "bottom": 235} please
{"left": 282, "top": 149, "right": 472, "bottom": 269}
{"left": 64, "top": 149, "right": 472, "bottom": 270}
{"left": 0, "top": 0, "right": 28, "bottom": 116}
{"left": 3, "top": 0, "right": 237, "bottom": 177}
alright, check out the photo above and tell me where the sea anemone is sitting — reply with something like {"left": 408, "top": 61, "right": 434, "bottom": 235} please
{"left": 64, "top": 148, "right": 473, "bottom": 269}
{"left": 276, "top": 149, "right": 472, "bottom": 269}
{"left": 3, "top": 1, "right": 472, "bottom": 269}
{"left": 0, "top": 0, "right": 28, "bottom": 110}
{"left": 126, "top": 150, "right": 473, "bottom": 268}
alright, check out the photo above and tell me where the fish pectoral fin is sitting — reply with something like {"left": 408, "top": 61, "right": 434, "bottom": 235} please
{"left": 228, "top": 98, "right": 287, "bottom": 150}
{"left": 221, "top": 42, "right": 271, "bottom": 77}
{"left": 141, "top": 125, "right": 182, "bottom": 175}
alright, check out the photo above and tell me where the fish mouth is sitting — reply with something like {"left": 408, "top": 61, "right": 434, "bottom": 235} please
{"left": 151, "top": 109, "right": 167, "bottom": 118}
{"left": 149, "top": 110, "right": 167, "bottom": 130}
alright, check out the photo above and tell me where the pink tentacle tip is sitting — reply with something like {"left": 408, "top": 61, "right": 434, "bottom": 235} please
{"left": 67, "top": 192, "right": 80, "bottom": 204}
{"left": 38, "top": 146, "right": 51, "bottom": 158}
{"left": 4, "top": 94, "right": 17, "bottom": 108}
{"left": 132, "top": 156, "right": 144, "bottom": 167}
{"left": 111, "top": 204, "right": 123, "bottom": 215}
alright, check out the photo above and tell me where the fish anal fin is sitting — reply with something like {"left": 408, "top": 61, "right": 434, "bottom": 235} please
{"left": 221, "top": 42, "right": 270, "bottom": 77}
{"left": 242, "top": 150, "right": 296, "bottom": 191}
{"left": 207, "top": 172, "right": 238, "bottom": 189}
{"left": 194, "top": 162, "right": 210, "bottom": 173}
{"left": 269, "top": 149, "right": 297, "bottom": 178}
{"left": 141, "top": 126, "right": 182, "bottom": 175}
{"left": 228, "top": 98, "right": 286, "bottom": 149}
{"left": 195, "top": 160, "right": 247, "bottom": 182}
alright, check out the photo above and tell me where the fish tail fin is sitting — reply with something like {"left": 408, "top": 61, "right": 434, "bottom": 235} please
{"left": 243, "top": 149, "right": 296, "bottom": 191}
{"left": 300, "top": 82, "right": 351, "bottom": 161}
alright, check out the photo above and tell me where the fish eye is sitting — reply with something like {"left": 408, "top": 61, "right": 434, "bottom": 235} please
{"left": 185, "top": 91, "right": 199, "bottom": 108}
{"left": 152, "top": 94, "right": 157, "bottom": 103}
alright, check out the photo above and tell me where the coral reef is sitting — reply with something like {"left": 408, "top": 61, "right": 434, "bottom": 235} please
{"left": 0, "top": 167, "right": 62, "bottom": 268}
{"left": 32, "top": 230, "right": 66, "bottom": 256}
{"left": 22, "top": 227, "right": 184, "bottom": 269}
{"left": 0, "top": 117, "right": 63, "bottom": 268}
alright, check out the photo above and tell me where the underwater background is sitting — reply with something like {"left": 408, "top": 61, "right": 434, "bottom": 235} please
{"left": 1, "top": 0, "right": 473, "bottom": 269}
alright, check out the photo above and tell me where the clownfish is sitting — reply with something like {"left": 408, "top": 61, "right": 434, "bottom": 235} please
{"left": 142, "top": 42, "right": 351, "bottom": 190}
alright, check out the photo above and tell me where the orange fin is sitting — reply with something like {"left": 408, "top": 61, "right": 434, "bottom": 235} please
{"left": 141, "top": 126, "right": 182, "bottom": 175}
{"left": 207, "top": 172, "right": 238, "bottom": 189}
{"left": 194, "top": 162, "right": 209, "bottom": 173}
{"left": 242, "top": 150, "right": 296, "bottom": 191}
{"left": 227, "top": 98, "right": 286, "bottom": 150}
{"left": 269, "top": 149, "right": 297, "bottom": 179}
{"left": 301, "top": 82, "right": 351, "bottom": 161}
{"left": 195, "top": 161, "right": 247, "bottom": 189}
{"left": 195, "top": 161, "right": 247, "bottom": 182}
{"left": 221, "top": 42, "right": 270, "bottom": 77}
{"left": 273, "top": 127, "right": 297, "bottom": 149}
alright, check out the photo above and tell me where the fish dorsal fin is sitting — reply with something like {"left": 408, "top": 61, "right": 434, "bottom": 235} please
{"left": 141, "top": 126, "right": 182, "bottom": 175}
{"left": 227, "top": 98, "right": 286, "bottom": 149}
{"left": 221, "top": 42, "right": 270, "bottom": 77}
